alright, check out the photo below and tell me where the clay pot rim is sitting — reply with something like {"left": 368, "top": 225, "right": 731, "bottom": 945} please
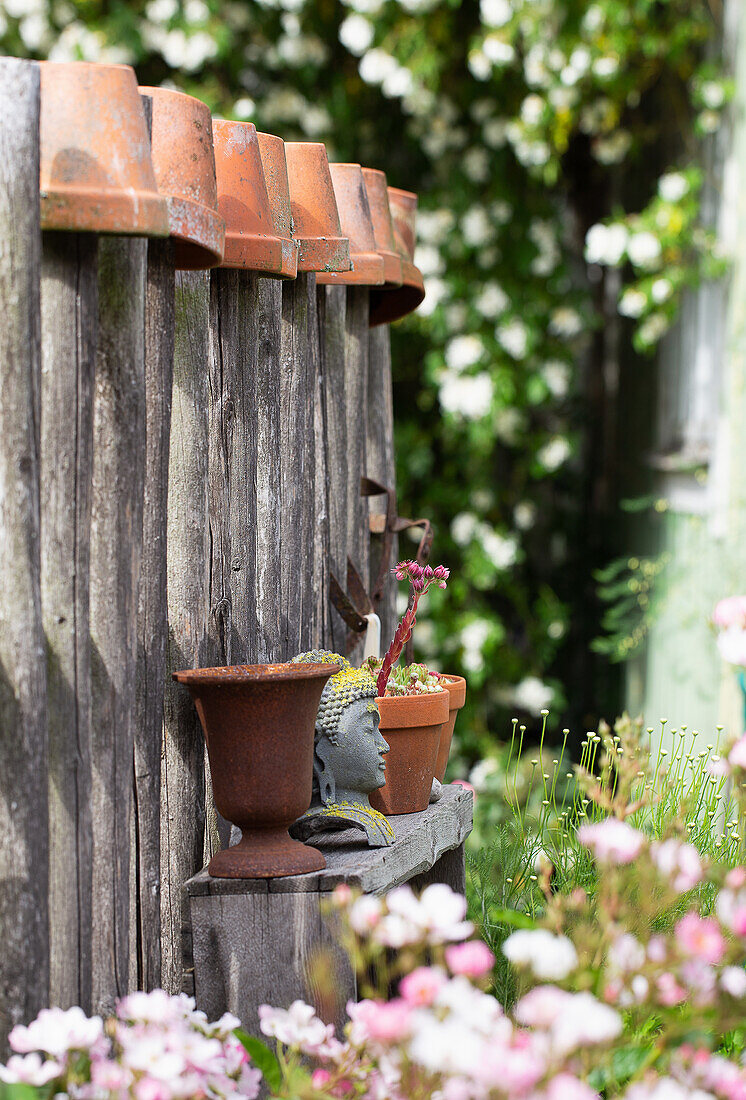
{"left": 317, "top": 250, "right": 385, "bottom": 286}
{"left": 174, "top": 662, "right": 341, "bottom": 684}
{"left": 376, "top": 690, "right": 449, "bottom": 727}
{"left": 138, "top": 84, "right": 207, "bottom": 109}
{"left": 437, "top": 674, "right": 467, "bottom": 711}
{"left": 388, "top": 185, "right": 418, "bottom": 203}
{"left": 369, "top": 263, "right": 425, "bottom": 326}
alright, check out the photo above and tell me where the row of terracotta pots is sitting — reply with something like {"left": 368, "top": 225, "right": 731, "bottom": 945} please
{"left": 38, "top": 61, "right": 424, "bottom": 325}
{"left": 372, "top": 676, "right": 467, "bottom": 815}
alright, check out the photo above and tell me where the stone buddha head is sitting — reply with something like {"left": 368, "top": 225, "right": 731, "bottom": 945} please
{"left": 289, "top": 650, "right": 394, "bottom": 847}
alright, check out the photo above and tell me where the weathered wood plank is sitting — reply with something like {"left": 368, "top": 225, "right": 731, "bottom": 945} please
{"left": 345, "top": 288, "right": 370, "bottom": 657}
{"left": 162, "top": 270, "right": 210, "bottom": 994}
{"left": 308, "top": 275, "right": 329, "bottom": 649}
{"left": 317, "top": 286, "right": 348, "bottom": 653}
{"left": 0, "top": 58, "right": 48, "bottom": 1050}
{"left": 90, "top": 236, "right": 147, "bottom": 1014}
{"left": 41, "top": 231, "right": 97, "bottom": 1012}
{"left": 134, "top": 238, "right": 175, "bottom": 992}
{"left": 280, "top": 274, "right": 317, "bottom": 657}
{"left": 367, "top": 324, "right": 398, "bottom": 650}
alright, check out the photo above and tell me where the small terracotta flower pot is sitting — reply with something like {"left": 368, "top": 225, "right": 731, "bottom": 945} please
{"left": 256, "top": 132, "right": 299, "bottom": 279}
{"left": 317, "top": 164, "right": 385, "bottom": 287}
{"left": 139, "top": 86, "right": 225, "bottom": 270}
{"left": 369, "top": 186, "right": 425, "bottom": 327}
{"left": 362, "top": 168, "right": 403, "bottom": 287}
{"left": 39, "top": 61, "right": 169, "bottom": 237}
{"left": 284, "top": 142, "right": 351, "bottom": 273}
{"left": 369, "top": 690, "right": 449, "bottom": 816}
{"left": 173, "top": 661, "right": 340, "bottom": 878}
{"left": 212, "top": 120, "right": 294, "bottom": 276}
{"left": 434, "top": 675, "right": 467, "bottom": 783}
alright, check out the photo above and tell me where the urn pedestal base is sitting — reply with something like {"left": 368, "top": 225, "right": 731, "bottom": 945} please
{"left": 208, "top": 826, "right": 326, "bottom": 879}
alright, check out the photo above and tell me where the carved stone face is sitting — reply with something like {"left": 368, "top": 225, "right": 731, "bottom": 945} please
{"left": 321, "top": 699, "right": 389, "bottom": 796}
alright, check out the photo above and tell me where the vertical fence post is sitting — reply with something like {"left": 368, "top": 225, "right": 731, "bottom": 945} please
{"left": 40, "top": 231, "right": 97, "bottom": 1013}
{"left": 89, "top": 235, "right": 147, "bottom": 1014}
{"left": 280, "top": 274, "right": 319, "bottom": 657}
{"left": 317, "top": 285, "right": 348, "bottom": 654}
{"left": 367, "top": 324, "right": 398, "bottom": 646}
{"left": 134, "top": 238, "right": 175, "bottom": 992}
{"left": 344, "top": 288, "right": 370, "bottom": 657}
{"left": 308, "top": 277, "right": 330, "bottom": 649}
{"left": 0, "top": 57, "right": 48, "bottom": 1051}
{"left": 162, "top": 270, "right": 210, "bottom": 995}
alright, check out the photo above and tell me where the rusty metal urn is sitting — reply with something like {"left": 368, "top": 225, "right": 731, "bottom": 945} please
{"left": 39, "top": 61, "right": 169, "bottom": 236}
{"left": 173, "top": 662, "right": 340, "bottom": 877}
{"left": 369, "top": 186, "right": 425, "bottom": 326}
{"left": 256, "top": 131, "right": 299, "bottom": 279}
{"left": 212, "top": 119, "right": 293, "bottom": 275}
{"left": 139, "top": 86, "right": 225, "bottom": 270}
{"left": 317, "top": 164, "right": 385, "bottom": 286}
{"left": 362, "top": 168, "right": 403, "bottom": 287}
{"left": 284, "top": 142, "right": 351, "bottom": 273}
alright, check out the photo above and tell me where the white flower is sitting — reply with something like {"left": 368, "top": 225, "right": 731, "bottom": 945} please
{"left": 608, "top": 933, "right": 646, "bottom": 974}
{"left": 498, "top": 318, "right": 529, "bottom": 359}
{"left": 585, "top": 222, "right": 628, "bottom": 266}
{"left": 480, "top": 0, "right": 512, "bottom": 26}
{"left": 482, "top": 528, "right": 519, "bottom": 569}
{"left": 701, "top": 80, "right": 726, "bottom": 109}
{"left": 382, "top": 65, "right": 414, "bottom": 98}
{"left": 569, "top": 46, "right": 591, "bottom": 75}
{"left": 463, "top": 147, "right": 490, "bottom": 182}
{"left": 627, "top": 231, "right": 662, "bottom": 269}
{"left": 482, "top": 34, "right": 514, "bottom": 65}
{"left": 618, "top": 289, "right": 647, "bottom": 318}
{"left": 549, "top": 307, "right": 583, "bottom": 337}
{"left": 514, "top": 501, "right": 536, "bottom": 530}
{"left": 233, "top": 96, "right": 255, "bottom": 118}
{"left": 512, "top": 676, "right": 553, "bottom": 715}
{"left": 721, "top": 966, "right": 746, "bottom": 997}
{"left": 650, "top": 839, "right": 702, "bottom": 892}
{"left": 0, "top": 1053, "right": 64, "bottom": 1086}
{"left": 258, "top": 1001, "right": 336, "bottom": 1055}
{"left": 451, "top": 512, "right": 480, "bottom": 546}
{"left": 593, "top": 55, "right": 619, "bottom": 79}
{"left": 524, "top": 45, "right": 551, "bottom": 88}
{"left": 461, "top": 206, "right": 493, "bottom": 247}
{"left": 19, "top": 12, "right": 49, "bottom": 48}
{"left": 698, "top": 109, "right": 722, "bottom": 134}
{"left": 460, "top": 619, "right": 491, "bottom": 672}
{"left": 9, "top": 1007, "right": 104, "bottom": 1058}
{"left": 383, "top": 884, "right": 472, "bottom": 945}
{"left": 476, "top": 283, "right": 509, "bottom": 317}
{"left": 594, "top": 131, "right": 632, "bottom": 164}
{"left": 468, "top": 49, "right": 492, "bottom": 80}
{"left": 542, "top": 360, "right": 571, "bottom": 398}
{"left": 521, "top": 94, "right": 545, "bottom": 126}
{"left": 439, "top": 373, "right": 494, "bottom": 419}
{"left": 339, "top": 13, "right": 374, "bottom": 54}
{"left": 651, "top": 278, "right": 673, "bottom": 304}
{"left": 483, "top": 117, "right": 509, "bottom": 147}
{"left": 469, "top": 757, "right": 498, "bottom": 790}
{"left": 445, "top": 334, "right": 484, "bottom": 372}
{"left": 717, "top": 626, "right": 746, "bottom": 667}
{"left": 349, "top": 894, "right": 383, "bottom": 934}
{"left": 582, "top": 5, "right": 604, "bottom": 32}
{"left": 184, "top": 0, "right": 208, "bottom": 21}
{"left": 359, "top": 47, "right": 398, "bottom": 84}
{"left": 658, "top": 171, "right": 689, "bottom": 203}
{"left": 537, "top": 437, "right": 571, "bottom": 471}
{"left": 638, "top": 313, "right": 669, "bottom": 346}
{"left": 550, "top": 992, "right": 622, "bottom": 1054}
{"left": 577, "top": 818, "right": 644, "bottom": 864}
{"left": 414, "top": 244, "right": 443, "bottom": 277}
{"left": 419, "top": 277, "right": 447, "bottom": 316}
{"left": 503, "top": 929, "right": 578, "bottom": 979}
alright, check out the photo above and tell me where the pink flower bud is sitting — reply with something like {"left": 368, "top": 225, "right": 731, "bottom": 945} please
{"left": 423, "top": 565, "right": 434, "bottom": 578}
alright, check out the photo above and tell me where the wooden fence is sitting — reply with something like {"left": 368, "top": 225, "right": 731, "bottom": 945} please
{"left": 0, "top": 58, "right": 404, "bottom": 1046}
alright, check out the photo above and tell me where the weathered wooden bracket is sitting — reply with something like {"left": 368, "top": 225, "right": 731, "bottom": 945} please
{"left": 362, "top": 476, "right": 434, "bottom": 604}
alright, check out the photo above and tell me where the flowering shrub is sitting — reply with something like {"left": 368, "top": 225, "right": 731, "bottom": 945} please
{"left": 0, "top": 991, "right": 261, "bottom": 1098}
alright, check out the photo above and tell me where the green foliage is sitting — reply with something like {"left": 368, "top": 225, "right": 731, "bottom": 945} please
{"left": 7, "top": 0, "right": 728, "bottom": 745}
{"left": 235, "top": 1031, "right": 282, "bottom": 1095}
{"left": 592, "top": 551, "right": 671, "bottom": 662}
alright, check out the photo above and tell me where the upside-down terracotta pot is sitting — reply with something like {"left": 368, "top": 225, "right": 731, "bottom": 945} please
{"left": 139, "top": 86, "right": 225, "bottom": 269}
{"left": 284, "top": 142, "right": 351, "bottom": 273}
{"left": 369, "top": 186, "right": 426, "bottom": 326}
{"left": 173, "top": 661, "right": 340, "bottom": 877}
{"left": 434, "top": 675, "right": 467, "bottom": 783}
{"left": 212, "top": 120, "right": 296, "bottom": 276}
{"left": 362, "top": 167, "right": 403, "bottom": 287}
{"left": 317, "top": 164, "right": 385, "bottom": 287}
{"left": 256, "top": 132, "right": 299, "bottom": 280}
{"left": 369, "top": 690, "right": 449, "bottom": 815}
{"left": 39, "top": 61, "right": 169, "bottom": 236}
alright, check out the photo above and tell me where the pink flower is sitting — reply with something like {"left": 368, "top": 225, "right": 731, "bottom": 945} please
{"left": 650, "top": 839, "right": 703, "bottom": 893}
{"left": 134, "top": 1077, "right": 171, "bottom": 1100}
{"left": 730, "top": 737, "right": 746, "bottom": 769}
{"left": 348, "top": 999, "right": 412, "bottom": 1045}
{"left": 9, "top": 1006, "right": 105, "bottom": 1058}
{"left": 546, "top": 1073, "right": 601, "bottom": 1100}
{"left": 399, "top": 966, "right": 446, "bottom": 1006}
{"left": 656, "top": 972, "right": 687, "bottom": 1006}
{"left": 258, "top": 1001, "right": 336, "bottom": 1056}
{"left": 577, "top": 818, "right": 644, "bottom": 864}
{"left": 717, "top": 886, "right": 746, "bottom": 935}
{"left": 312, "top": 1068, "right": 333, "bottom": 1088}
{"left": 717, "top": 628, "right": 746, "bottom": 667}
{"left": 332, "top": 884, "right": 353, "bottom": 907}
{"left": 675, "top": 912, "right": 726, "bottom": 965}
{"left": 0, "top": 1053, "right": 63, "bottom": 1086}
{"left": 514, "top": 985, "right": 572, "bottom": 1028}
{"left": 713, "top": 595, "right": 746, "bottom": 628}
{"left": 726, "top": 867, "right": 746, "bottom": 889}
{"left": 444, "top": 940, "right": 495, "bottom": 978}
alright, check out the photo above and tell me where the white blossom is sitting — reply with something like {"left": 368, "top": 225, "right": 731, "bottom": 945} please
{"left": 482, "top": 527, "right": 519, "bottom": 569}
{"left": 514, "top": 501, "right": 536, "bottom": 530}
{"left": 701, "top": 80, "right": 726, "bottom": 109}
{"left": 359, "top": 47, "right": 398, "bottom": 84}
{"left": 233, "top": 96, "right": 256, "bottom": 118}
{"left": 521, "top": 94, "right": 545, "bottom": 126}
{"left": 594, "top": 130, "right": 632, "bottom": 164}
{"left": 482, "top": 34, "right": 515, "bottom": 65}
{"left": 445, "top": 334, "right": 484, "bottom": 372}
{"left": 542, "top": 360, "right": 570, "bottom": 398}
{"left": 549, "top": 307, "right": 583, "bottom": 338}
{"left": 698, "top": 109, "right": 721, "bottom": 134}
{"left": 498, "top": 318, "right": 529, "bottom": 359}
{"left": 480, "top": 0, "right": 512, "bottom": 25}
{"left": 503, "top": 929, "right": 577, "bottom": 979}
{"left": 477, "top": 283, "right": 509, "bottom": 317}
{"left": 462, "top": 206, "right": 493, "bottom": 247}
{"left": 651, "top": 278, "right": 673, "bottom": 304}
{"left": 638, "top": 313, "right": 669, "bottom": 346}
{"left": 627, "top": 231, "right": 662, "bottom": 269}
{"left": 538, "top": 437, "right": 571, "bottom": 471}
{"left": 460, "top": 619, "right": 491, "bottom": 672}
{"left": 451, "top": 513, "right": 480, "bottom": 547}
{"left": 468, "top": 49, "right": 492, "bottom": 80}
{"left": 618, "top": 289, "right": 647, "bottom": 318}
{"left": 483, "top": 117, "right": 509, "bottom": 147}
{"left": 463, "top": 147, "right": 490, "bottom": 182}
{"left": 513, "top": 676, "right": 553, "bottom": 715}
{"left": 439, "top": 372, "right": 494, "bottom": 419}
{"left": 658, "top": 172, "right": 689, "bottom": 203}
{"left": 593, "top": 55, "right": 619, "bottom": 79}
{"left": 339, "top": 13, "right": 374, "bottom": 55}
{"left": 585, "top": 222, "right": 628, "bottom": 266}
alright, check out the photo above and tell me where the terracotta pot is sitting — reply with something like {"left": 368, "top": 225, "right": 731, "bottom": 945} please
{"left": 434, "top": 675, "right": 467, "bottom": 783}
{"left": 369, "top": 185, "right": 425, "bottom": 326}
{"left": 173, "top": 661, "right": 340, "bottom": 877}
{"left": 256, "top": 132, "right": 299, "bottom": 280}
{"left": 139, "top": 86, "right": 225, "bottom": 270}
{"left": 284, "top": 142, "right": 351, "bottom": 273}
{"left": 362, "top": 168, "right": 403, "bottom": 287}
{"left": 369, "top": 690, "right": 449, "bottom": 815}
{"left": 39, "top": 61, "right": 169, "bottom": 236}
{"left": 317, "top": 164, "right": 385, "bottom": 287}
{"left": 212, "top": 120, "right": 295, "bottom": 276}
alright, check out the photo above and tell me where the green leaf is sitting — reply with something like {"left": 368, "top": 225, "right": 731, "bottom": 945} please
{"left": 488, "top": 907, "right": 539, "bottom": 929}
{"left": 235, "top": 1030, "right": 282, "bottom": 1094}
{"left": 0, "top": 1085, "right": 45, "bottom": 1100}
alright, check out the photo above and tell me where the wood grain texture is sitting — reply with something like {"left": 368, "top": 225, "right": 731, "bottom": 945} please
{"left": 0, "top": 58, "right": 48, "bottom": 1051}
{"left": 90, "top": 236, "right": 147, "bottom": 1014}
{"left": 317, "top": 286, "right": 348, "bottom": 653}
{"left": 367, "top": 324, "right": 398, "bottom": 650}
{"left": 280, "top": 274, "right": 317, "bottom": 657}
{"left": 134, "top": 239, "right": 175, "bottom": 993}
{"left": 41, "top": 231, "right": 97, "bottom": 1013}
{"left": 344, "top": 288, "right": 370, "bottom": 657}
{"left": 162, "top": 270, "right": 211, "bottom": 994}
{"left": 307, "top": 275, "right": 329, "bottom": 649}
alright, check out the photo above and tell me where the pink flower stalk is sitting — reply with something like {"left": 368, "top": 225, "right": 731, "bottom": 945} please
{"left": 444, "top": 941, "right": 495, "bottom": 979}
{"left": 675, "top": 913, "right": 726, "bottom": 965}
{"left": 377, "top": 561, "right": 449, "bottom": 696}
